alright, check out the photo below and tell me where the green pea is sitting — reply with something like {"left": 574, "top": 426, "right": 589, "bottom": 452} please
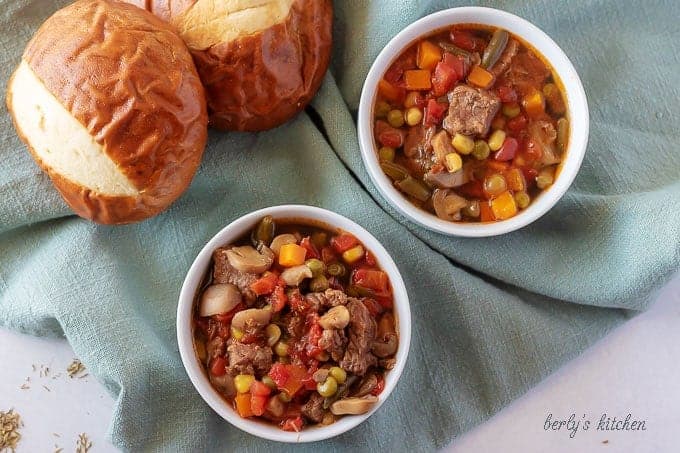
{"left": 305, "top": 259, "right": 325, "bottom": 277}
{"left": 309, "top": 275, "right": 329, "bottom": 292}
{"left": 472, "top": 140, "right": 490, "bottom": 160}
{"left": 317, "top": 376, "right": 338, "bottom": 397}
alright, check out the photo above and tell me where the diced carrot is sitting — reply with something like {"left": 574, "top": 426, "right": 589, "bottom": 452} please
{"left": 279, "top": 244, "right": 307, "bottom": 267}
{"left": 417, "top": 40, "right": 442, "bottom": 70}
{"left": 235, "top": 393, "right": 254, "bottom": 418}
{"left": 505, "top": 168, "right": 526, "bottom": 192}
{"left": 480, "top": 201, "right": 495, "bottom": 222}
{"left": 486, "top": 160, "right": 510, "bottom": 172}
{"left": 467, "top": 65, "right": 495, "bottom": 89}
{"left": 404, "top": 69, "right": 432, "bottom": 90}
{"left": 250, "top": 395, "right": 268, "bottom": 416}
{"left": 378, "top": 79, "right": 405, "bottom": 103}
{"left": 490, "top": 191, "right": 518, "bottom": 220}
{"left": 522, "top": 89, "right": 545, "bottom": 118}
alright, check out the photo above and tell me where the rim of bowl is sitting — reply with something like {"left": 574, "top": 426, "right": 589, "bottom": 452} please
{"left": 357, "top": 6, "right": 589, "bottom": 237}
{"left": 177, "top": 205, "right": 412, "bottom": 443}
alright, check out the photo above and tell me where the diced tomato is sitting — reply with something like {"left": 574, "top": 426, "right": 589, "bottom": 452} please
{"left": 497, "top": 85, "right": 518, "bottom": 103}
{"left": 449, "top": 30, "right": 481, "bottom": 51}
{"left": 210, "top": 357, "right": 227, "bottom": 377}
{"left": 289, "top": 289, "right": 310, "bottom": 313}
{"left": 321, "top": 246, "right": 336, "bottom": 264}
{"left": 371, "top": 374, "right": 385, "bottom": 396}
{"left": 431, "top": 53, "right": 463, "bottom": 96}
{"left": 486, "top": 160, "right": 510, "bottom": 173}
{"left": 301, "top": 374, "right": 318, "bottom": 391}
{"left": 365, "top": 251, "right": 377, "bottom": 267}
{"left": 378, "top": 130, "right": 404, "bottom": 148}
{"left": 269, "top": 363, "right": 308, "bottom": 397}
{"left": 281, "top": 416, "right": 304, "bottom": 432}
{"left": 458, "top": 180, "right": 485, "bottom": 199}
{"left": 331, "top": 233, "right": 360, "bottom": 253}
{"left": 270, "top": 282, "right": 288, "bottom": 313}
{"left": 507, "top": 114, "right": 528, "bottom": 132}
{"left": 300, "top": 237, "right": 319, "bottom": 259}
{"left": 353, "top": 269, "right": 389, "bottom": 294}
{"left": 378, "top": 79, "right": 405, "bottom": 103}
{"left": 424, "top": 99, "right": 447, "bottom": 126}
{"left": 384, "top": 65, "right": 404, "bottom": 84}
{"left": 250, "top": 272, "right": 279, "bottom": 296}
{"left": 250, "top": 380, "right": 272, "bottom": 397}
{"left": 494, "top": 137, "right": 519, "bottom": 161}
{"left": 362, "top": 297, "right": 384, "bottom": 317}
{"left": 250, "top": 395, "right": 268, "bottom": 416}
{"left": 269, "top": 363, "right": 290, "bottom": 387}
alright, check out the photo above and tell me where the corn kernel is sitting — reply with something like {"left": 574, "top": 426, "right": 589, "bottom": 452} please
{"left": 234, "top": 374, "right": 255, "bottom": 394}
{"left": 387, "top": 109, "right": 404, "bottom": 128}
{"left": 514, "top": 191, "right": 531, "bottom": 209}
{"left": 451, "top": 133, "right": 474, "bottom": 154}
{"left": 342, "top": 245, "right": 365, "bottom": 264}
{"left": 444, "top": 153, "right": 463, "bottom": 173}
{"left": 274, "top": 341, "right": 289, "bottom": 357}
{"left": 488, "top": 130, "right": 506, "bottom": 151}
{"left": 405, "top": 107, "right": 423, "bottom": 126}
{"left": 502, "top": 103, "right": 521, "bottom": 118}
{"left": 378, "top": 146, "right": 395, "bottom": 162}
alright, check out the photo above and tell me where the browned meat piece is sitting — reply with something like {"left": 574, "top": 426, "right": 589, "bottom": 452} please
{"left": 443, "top": 85, "right": 501, "bottom": 137}
{"left": 306, "top": 289, "right": 357, "bottom": 311}
{"left": 206, "top": 336, "right": 226, "bottom": 360}
{"left": 403, "top": 125, "right": 435, "bottom": 158}
{"left": 301, "top": 392, "right": 325, "bottom": 423}
{"left": 430, "top": 129, "right": 454, "bottom": 164}
{"left": 282, "top": 312, "right": 305, "bottom": 338}
{"left": 379, "top": 357, "right": 396, "bottom": 370}
{"left": 424, "top": 168, "right": 467, "bottom": 189}
{"left": 318, "top": 328, "right": 348, "bottom": 361}
{"left": 226, "top": 340, "right": 272, "bottom": 376}
{"left": 340, "top": 299, "right": 377, "bottom": 376}
{"left": 502, "top": 50, "right": 551, "bottom": 95}
{"left": 213, "top": 247, "right": 257, "bottom": 304}
{"left": 490, "top": 39, "right": 519, "bottom": 77}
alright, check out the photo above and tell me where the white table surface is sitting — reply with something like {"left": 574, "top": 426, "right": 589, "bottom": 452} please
{"left": 2, "top": 274, "right": 678, "bottom": 453}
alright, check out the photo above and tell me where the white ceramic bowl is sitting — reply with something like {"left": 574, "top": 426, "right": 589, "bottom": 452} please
{"left": 358, "top": 7, "right": 589, "bottom": 237}
{"left": 177, "top": 205, "right": 411, "bottom": 443}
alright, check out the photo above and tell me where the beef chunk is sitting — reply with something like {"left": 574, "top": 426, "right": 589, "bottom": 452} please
{"left": 443, "top": 85, "right": 501, "bottom": 137}
{"left": 490, "top": 39, "right": 519, "bottom": 77}
{"left": 502, "top": 50, "right": 551, "bottom": 95}
{"left": 301, "top": 392, "right": 325, "bottom": 423}
{"left": 306, "top": 289, "right": 355, "bottom": 312}
{"left": 340, "top": 300, "right": 377, "bottom": 376}
{"left": 403, "top": 125, "right": 435, "bottom": 158}
{"left": 282, "top": 312, "right": 305, "bottom": 338}
{"left": 226, "top": 341, "right": 272, "bottom": 376}
{"left": 213, "top": 247, "right": 257, "bottom": 303}
{"left": 318, "top": 328, "right": 348, "bottom": 362}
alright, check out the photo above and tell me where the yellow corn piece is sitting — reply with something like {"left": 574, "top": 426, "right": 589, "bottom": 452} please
{"left": 234, "top": 374, "right": 255, "bottom": 394}
{"left": 488, "top": 130, "right": 506, "bottom": 151}
{"left": 445, "top": 153, "right": 463, "bottom": 173}
{"left": 342, "top": 245, "right": 365, "bottom": 264}
{"left": 279, "top": 243, "right": 307, "bottom": 267}
{"left": 451, "top": 133, "right": 474, "bottom": 154}
{"left": 490, "top": 191, "right": 518, "bottom": 220}
{"left": 230, "top": 326, "right": 244, "bottom": 341}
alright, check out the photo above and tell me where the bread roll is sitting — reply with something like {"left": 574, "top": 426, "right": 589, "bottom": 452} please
{"left": 126, "top": 0, "right": 333, "bottom": 131}
{"left": 6, "top": 0, "right": 208, "bottom": 224}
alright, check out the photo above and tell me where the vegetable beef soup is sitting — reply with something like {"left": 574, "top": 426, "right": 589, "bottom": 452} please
{"left": 193, "top": 216, "right": 398, "bottom": 432}
{"left": 374, "top": 25, "right": 569, "bottom": 222}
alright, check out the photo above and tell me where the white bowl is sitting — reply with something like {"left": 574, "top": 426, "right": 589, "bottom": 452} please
{"left": 357, "top": 7, "right": 589, "bottom": 237}
{"left": 177, "top": 205, "right": 411, "bottom": 443}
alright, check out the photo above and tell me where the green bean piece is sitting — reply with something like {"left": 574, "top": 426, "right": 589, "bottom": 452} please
{"left": 309, "top": 275, "right": 329, "bottom": 292}
{"left": 437, "top": 41, "right": 472, "bottom": 58}
{"left": 380, "top": 161, "right": 410, "bottom": 182}
{"left": 251, "top": 215, "right": 275, "bottom": 247}
{"left": 556, "top": 118, "right": 569, "bottom": 153}
{"left": 481, "top": 29, "right": 509, "bottom": 69}
{"left": 305, "top": 258, "right": 325, "bottom": 277}
{"left": 327, "top": 262, "right": 347, "bottom": 278}
{"left": 397, "top": 176, "right": 432, "bottom": 202}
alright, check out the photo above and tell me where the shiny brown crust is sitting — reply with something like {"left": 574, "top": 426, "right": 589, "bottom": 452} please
{"left": 133, "top": 0, "right": 333, "bottom": 131}
{"left": 15, "top": 0, "right": 208, "bottom": 224}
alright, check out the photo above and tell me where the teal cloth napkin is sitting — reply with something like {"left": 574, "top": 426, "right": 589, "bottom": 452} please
{"left": 1, "top": 0, "right": 679, "bottom": 451}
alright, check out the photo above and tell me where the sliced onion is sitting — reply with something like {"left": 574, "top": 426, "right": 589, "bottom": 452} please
{"left": 432, "top": 189, "right": 468, "bottom": 221}
{"left": 199, "top": 283, "right": 242, "bottom": 317}
{"left": 225, "top": 245, "right": 273, "bottom": 273}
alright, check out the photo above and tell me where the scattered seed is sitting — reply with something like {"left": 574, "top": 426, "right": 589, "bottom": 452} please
{"left": 76, "top": 433, "right": 92, "bottom": 453}
{"left": 67, "top": 359, "right": 86, "bottom": 379}
{"left": 42, "top": 385, "right": 51, "bottom": 392}
{"left": 0, "top": 409, "right": 22, "bottom": 452}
